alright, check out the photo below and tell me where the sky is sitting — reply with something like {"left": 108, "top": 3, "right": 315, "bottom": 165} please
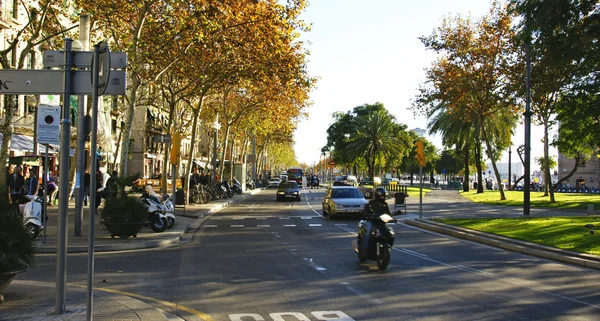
{"left": 293, "top": 0, "right": 553, "bottom": 167}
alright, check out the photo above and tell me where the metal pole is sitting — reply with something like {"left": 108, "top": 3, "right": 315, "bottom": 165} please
{"left": 524, "top": 18, "right": 532, "bottom": 216}
{"left": 75, "top": 14, "right": 90, "bottom": 237}
{"left": 508, "top": 148, "right": 512, "bottom": 190}
{"left": 86, "top": 43, "right": 100, "bottom": 321}
{"left": 56, "top": 38, "right": 73, "bottom": 315}
{"left": 419, "top": 166, "right": 423, "bottom": 219}
{"left": 43, "top": 145, "right": 48, "bottom": 243}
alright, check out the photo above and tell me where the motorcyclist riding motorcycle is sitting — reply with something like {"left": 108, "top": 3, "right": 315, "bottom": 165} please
{"left": 360, "top": 187, "right": 392, "bottom": 253}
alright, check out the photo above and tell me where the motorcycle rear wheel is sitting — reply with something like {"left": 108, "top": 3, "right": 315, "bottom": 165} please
{"left": 377, "top": 245, "right": 391, "bottom": 270}
{"left": 167, "top": 216, "right": 175, "bottom": 228}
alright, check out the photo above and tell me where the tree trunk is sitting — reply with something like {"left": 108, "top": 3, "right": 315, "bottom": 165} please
{"left": 543, "top": 122, "right": 555, "bottom": 202}
{"left": 184, "top": 108, "right": 201, "bottom": 205}
{"left": 475, "top": 143, "right": 484, "bottom": 193}
{"left": 118, "top": 78, "right": 141, "bottom": 175}
{"left": 0, "top": 96, "right": 16, "bottom": 199}
{"left": 219, "top": 124, "right": 231, "bottom": 181}
{"left": 481, "top": 124, "right": 506, "bottom": 200}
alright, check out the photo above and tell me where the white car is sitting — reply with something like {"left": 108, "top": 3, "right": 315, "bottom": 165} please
{"left": 268, "top": 177, "right": 282, "bottom": 188}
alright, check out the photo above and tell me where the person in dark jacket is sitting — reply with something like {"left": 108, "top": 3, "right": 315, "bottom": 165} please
{"left": 361, "top": 187, "right": 392, "bottom": 250}
{"left": 8, "top": 165, "right": 25, "bottom": 208}
{"left": 83, "top": 169, "right": 91, "bottom": 206}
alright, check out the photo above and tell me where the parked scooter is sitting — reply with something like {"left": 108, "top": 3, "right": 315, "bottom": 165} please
{"left": 140, "top": 186, "right": 174, "bottom": 232}
{"left": 161, "top": 193, "right": 176, "bottom": 228}
{"left": 246, "top": 179, "right": 256, "bottom": 190}
{"left": 353, "top": 213, "right": 397, "bottom": 270}
{"left": 221, "top": 180, "right": 234, "bottom": 198}
{"left": 19, "top": 194, "right": 46, "bottom": 239}
{"left": 232, "top": 177, "right": 243, "bottom": 194}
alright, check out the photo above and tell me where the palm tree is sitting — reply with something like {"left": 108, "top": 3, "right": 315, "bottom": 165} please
{"left": 427, "top": 103, "right": 477, "bottom": 192}
{"left": 349, "top": 111, "right": 405, "bottom": 181}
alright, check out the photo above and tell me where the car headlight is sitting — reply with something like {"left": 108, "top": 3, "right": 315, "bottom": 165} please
{"left": 277, "top": 191, "right": 284, "bottom": 194}
{"left": 293, "top": 191, "right": 299, "bottom": 194}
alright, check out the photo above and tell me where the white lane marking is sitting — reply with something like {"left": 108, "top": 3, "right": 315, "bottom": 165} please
{"left": 340, "top": 282, "right": 383, "bottom": 305}
{"left": 279, "top": 217, "right": 291, "bottom": 220}
{"left": 257, "top": 225, "right": 270, "bottom": 228}
{"left": 309, "top": 224, "right": 323, "bottom": 227}
{"left": 231, "top": 225, "right": 244, "bottom": 228}
{"left": 203, "top": 225, "right": 217, "bottom": 228}
{"left": 304, "top": 258, "right": 327, "bottom": 272}
{"left": 399, "top": 248, "right": 428, "bottom": 257}
{"left": 312, "top": 209, "right": 321, "bottom": 216}
{"left": 283, "top": 224, "right": 297, "bottom": 227}
{"left": 336, "top": 224, "right": 600, "bottom": 310}
{"left": 301, "top": 216, "right": 313, "bottom": 220}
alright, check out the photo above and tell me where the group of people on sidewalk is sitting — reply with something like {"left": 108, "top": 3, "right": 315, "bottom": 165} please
{"left": 6, "top": 164, "right": 116, "bottom": 215}
{"left": 6, "top": 165, "right": 58, "bottom": 209}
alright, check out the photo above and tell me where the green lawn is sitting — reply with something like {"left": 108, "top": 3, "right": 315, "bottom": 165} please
{"left": 459, "top": 190, "right": 600, "bottom": 211}
{"left": 432, "top": 217, "right": 600, "bottom": 255}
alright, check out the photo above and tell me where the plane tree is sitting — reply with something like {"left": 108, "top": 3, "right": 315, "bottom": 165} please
{"left": 414, "top": 2, "right": 519, "bottom": 199}
{"left": 0, "top": 1, "right": 75, "bottom": 198}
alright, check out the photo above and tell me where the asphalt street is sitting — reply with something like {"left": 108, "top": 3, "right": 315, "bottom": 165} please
{"left": 14, "top": 187, "right": 600, "bottom": 321}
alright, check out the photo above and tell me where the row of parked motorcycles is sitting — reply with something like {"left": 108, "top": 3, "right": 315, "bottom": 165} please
{"left": 189, "top": 178, "right": 245, "bottom": 204}
{"left": 19, "top": 185, "right": 178, "bottom": 240}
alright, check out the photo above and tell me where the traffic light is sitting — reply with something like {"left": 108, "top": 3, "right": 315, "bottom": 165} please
{"left": 415, "top": 140, "right": 426, "bottom": 167}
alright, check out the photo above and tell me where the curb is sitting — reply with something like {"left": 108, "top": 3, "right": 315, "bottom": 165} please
{"left": 405, "top": 219, "right": 600, "bottom": 270}
{"left": 32, "top": 190, "right": 260, "bottom": 254}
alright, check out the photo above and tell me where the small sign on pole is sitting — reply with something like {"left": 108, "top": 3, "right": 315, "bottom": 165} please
{"left": 36, "top": 104, "right": 61, "bottom": 145}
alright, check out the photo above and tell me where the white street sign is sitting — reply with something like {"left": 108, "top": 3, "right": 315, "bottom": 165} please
{"left": 43, "top": 50, "right": 128, "bottom": 69}
{"left": 37, "top": 104, "right": 61, "bottom": 145}
{"left": 0, "top": 69, "right": 126, "bottom": 95}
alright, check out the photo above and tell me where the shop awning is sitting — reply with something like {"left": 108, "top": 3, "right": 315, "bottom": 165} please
{"left": 0, "top": 133, "right": 48, "bottom": 153}
{"left": 0, "top": 133, "right": 75, "bottom": 156}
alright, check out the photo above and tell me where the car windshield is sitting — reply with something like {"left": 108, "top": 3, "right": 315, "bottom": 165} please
{"left": 331, "top": 188, "right": 364, "bottom": 199}
{"left": 280, "top": 182, "right": 298, "bottom": 188}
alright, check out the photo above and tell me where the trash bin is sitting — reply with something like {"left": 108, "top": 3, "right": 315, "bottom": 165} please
{"left": 176, "top": 190, "right": 185, "bottom": 205}
{"left": 394, "top": 192, "right": 405, "bottom": 205}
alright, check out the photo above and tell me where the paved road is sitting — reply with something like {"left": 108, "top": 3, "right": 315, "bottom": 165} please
{"left": 15, "top": 187, "right": 600, "bottom": 321}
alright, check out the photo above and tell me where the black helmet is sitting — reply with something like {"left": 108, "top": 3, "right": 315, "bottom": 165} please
{"left": 375, "top": 187, "right": 387, "bottom": 202}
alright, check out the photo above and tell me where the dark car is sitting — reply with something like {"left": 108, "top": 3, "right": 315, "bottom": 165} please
{"left": 276, "top": 181, "right": 301, "bottom": 201}
{"left": 333, "top": 175, "right": 358, "bottom": 187}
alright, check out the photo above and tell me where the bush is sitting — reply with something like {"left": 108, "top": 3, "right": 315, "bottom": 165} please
{"left": 101, "top": 196, "right": 148, "bottom": 224}
{"left": 0, "top": 200, "right": 35, "bottom": 273}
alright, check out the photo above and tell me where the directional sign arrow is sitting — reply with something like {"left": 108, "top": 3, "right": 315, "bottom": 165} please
{"left": 0, "top": 69, "right": 126, "bottom": 95}
{"left": 43, "top": 50, "right": 128, "bottom": 69}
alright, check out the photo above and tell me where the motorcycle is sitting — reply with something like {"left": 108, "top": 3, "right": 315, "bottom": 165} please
{"left": 246, "top": 179, "right": 256, "bottom": 190}
{"left": 232, "top": 177, "right": 243, "bottom": 194}
{"left": 19, "top": 194, "right": 46, "bottom": 239}
{"left": 221, "top": 180, "right": 234, "bottom": 198}
{"left": 353, "top": 213, "right": 397, "bottom": 270}
{"left": 140, "top": 186, "right": 174, "bottom": 232}
{"left": 161, "top": 193, "right": 176, "bottom": 228}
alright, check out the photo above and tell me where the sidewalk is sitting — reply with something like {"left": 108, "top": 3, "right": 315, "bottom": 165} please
{"left": 0, "top": 189, "right": 260, "bottom": 321}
